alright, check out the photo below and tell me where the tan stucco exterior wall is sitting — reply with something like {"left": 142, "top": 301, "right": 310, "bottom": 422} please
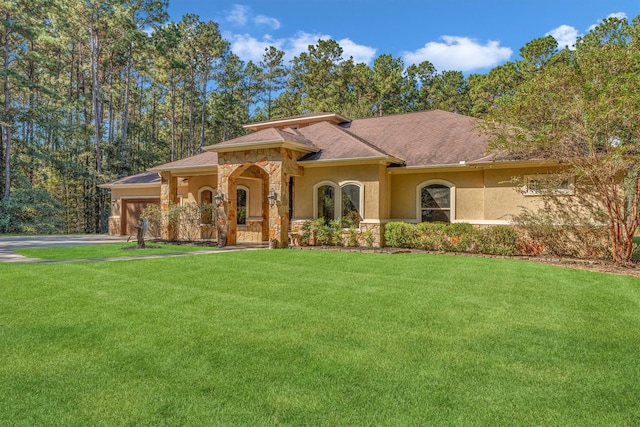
{"left": 183, "top": 175, "right": 217, "bottom": 204}
{"left": 293, "top": 163, "right": 383, "bottom": 220}
{"left": 389, "top": 170, "right": 485, "bottom": 221}
{"left": 482, "top": 166, "right": 567, "bottom": 221}
{"left": 107, "top": 161, "right": 579, "bottom": 242}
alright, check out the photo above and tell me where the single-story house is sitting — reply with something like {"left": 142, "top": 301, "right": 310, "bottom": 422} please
{"left": 101, "top": 110, "right": 570, "bottom": 247}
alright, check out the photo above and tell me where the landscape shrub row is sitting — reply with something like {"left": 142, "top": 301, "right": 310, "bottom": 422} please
{"left": 384, "top": 221, "right": 615, "bottom": 260}
{"left": 299, "top": 218, "right": 374, "bottom": 247}
{"left": 384, "top": 222, "right": 519, "bottom": 256}
{"left": 141, "top": 203, "right": 216, "bottom": 242}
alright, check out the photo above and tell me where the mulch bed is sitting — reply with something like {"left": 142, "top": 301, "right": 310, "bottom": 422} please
{"left": 293, "top": 245, "right": 640, "bottom": 278}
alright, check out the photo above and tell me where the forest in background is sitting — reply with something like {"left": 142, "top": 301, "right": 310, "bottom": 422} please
{"left": 0, "top": 0, "right": 626, "bottom": 234}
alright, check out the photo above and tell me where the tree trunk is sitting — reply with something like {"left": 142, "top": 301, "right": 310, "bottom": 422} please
{"left": 187, "top": 77, "right": 195, "bottom": 156}
{"left": 121, "top": 44, "right": 132, "bottom": 166}
{"left": 3, "top": 10, "right": 12, "bottom": 199}
{"left": 89, "top": 20, "right": 102, "bottom": 175}
{"left": 200, "top": 64, "right": 209, "bottom": 153}
{"left": 170, "top": 75, "right": 176, "bottom": 161}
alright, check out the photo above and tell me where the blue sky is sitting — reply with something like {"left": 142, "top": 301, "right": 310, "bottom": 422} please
{"left": 167, "top": 0, "right": 639, "bottom": 74}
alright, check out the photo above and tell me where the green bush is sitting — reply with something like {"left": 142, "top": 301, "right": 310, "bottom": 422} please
{"left": 141, "top": 202, "right": 217, "bottom": 242}
{"left": 513, "top": 206, "right": 610, "bottom": 259}
{"left": 0, "top": 188, "right": 63, "bottom": 234}
{"left": 476, "top": 226, "right": 518, "bottom": 256}
{"left": 384, "top": 221, "right": 520, "bottom": 256}
{"left": 384, "top": 222, "right": 419, "bottom": 248}
{"left": 141, "top": 204, "right": 163, "bottom": 238}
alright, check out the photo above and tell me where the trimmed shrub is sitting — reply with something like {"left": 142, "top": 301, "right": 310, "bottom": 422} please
{"left": 384, "top": 222, "right": 419, "bottom": 248}
{"left": 141, "top": 202, "right": 216, "bottom": 242}
{"left": 384, "top": 221, "right": 520, "bottom": 256}
{"left": 513, "top": 206, "right": 610, "bottom": 259}
{"left": 476, "top": 226, "right": 518, "bottom": 256}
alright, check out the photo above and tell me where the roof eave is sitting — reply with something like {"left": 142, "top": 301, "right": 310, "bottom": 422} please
{"left": 387, "top": 159, "right": 563, "bottom": 174}
{"left": 205, "top": 140, "right": 317, "bottom": 154}
{"left": 466, "top": 159, "right": 562, "bottom": 169}
{"left": 147, "top": 165, "right": 218, "bottom": 174}
{"left": 243, "top": 113, "right": 350, "bottom": 131}
{"left": 299, "top": 156, "right": 403, "bottom": 168}
{"left": 98, "top": 182, "right": 161, "bottom": 189}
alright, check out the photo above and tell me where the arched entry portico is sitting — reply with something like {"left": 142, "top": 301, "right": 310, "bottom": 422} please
{"left": 225, "top": 164, "right": 270, "bottom": 245}
{"left": 216, "top": 147, "right": 298, "bottom": 248}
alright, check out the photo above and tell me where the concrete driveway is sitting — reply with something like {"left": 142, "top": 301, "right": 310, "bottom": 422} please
{"left": 0, "top": 234, "right": 129, "bottom": 263}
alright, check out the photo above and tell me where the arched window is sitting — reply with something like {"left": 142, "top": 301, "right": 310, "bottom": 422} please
{"left": 237, "top": 186, "right": 248, "bottom": 225}
{"left": 341, "top": 183, "right": 362, "bottom": 227}
{"left": 314, "top": 181, "right": 363, "bottom": 227}
{"left": 198, "top": 187, "right": 214, "bottom": 225}
{"left": 418, "top": 181, "right": 454, "bottom": 223}
{"left": 316, "top": 183, "right": 337, "bottom": 223}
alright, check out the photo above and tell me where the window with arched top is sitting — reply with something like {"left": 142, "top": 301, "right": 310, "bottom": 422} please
{"left": 316, "top": 183, "right": 337, "bottom": 222}
{"left": 198, "top": 187, "right": 215, "bottom": 225}
{"left": 341, "top": 183, "right": 362, "bottom": 227}
{"left": 313, "top": 181, "right": 363, "bottom": 227}
{"left": 417, "top": 180, "right": 455, "bottom": 223}
{"left": 237, "top": 186, "right": 248, "bottom": 225}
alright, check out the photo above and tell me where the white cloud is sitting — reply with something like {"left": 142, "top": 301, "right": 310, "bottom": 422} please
{"left": 226, "top": 31, "right": 377, "bottom": 66}
{"left": 336, "top": 38, "right": 377, "bottom": 64}
{"left": 226, "top": 5, "right": 248, "bottom": 26}
{"left": 546, "top": 24, "right": 579, "bottom": 49}
{"left": 287, "top": 31, "right": 331, "bottom": 58}
{"left": 285, "top": 33, "right": 376, "bottom": 64}
{"left": 588, "top": 12, "right": 628, "bottom": 31}
{"left": 402, "top": 36, "right": 512, "bottom": 73}
{"left": 548, "top": 12, "right": 628, "bottom": 50}
{"left": 254, "top": 15, "right": 280, "bottom": 30}
{"left": 226, "top": 33, "right": 281, "bottom": 63}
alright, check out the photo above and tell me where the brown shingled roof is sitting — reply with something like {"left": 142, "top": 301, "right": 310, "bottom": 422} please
{"left": 206, "top": 127, "right": 318, "bottom": 152}
{"left": 99, "top": 171, "right": 161, "bottom": 188}
{"left": 148, "top": 151, "right": 218, "bottom": 171}
{"left": 344, "top": 110, "right": 489, "bottom": 167}
{"left": 297, "top": 121, "right": 401, "bottom": 163}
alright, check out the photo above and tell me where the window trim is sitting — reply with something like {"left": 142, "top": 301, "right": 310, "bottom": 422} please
{"left": 416, "top": 179, "right": 456, "bottom": 223}
{"left": 523, "top": 174, "right": 575, "bottom": 196}
{"left": 313, "top": 181, "right": 339, "bottom": 222}
{"left": 339, "top": 181, "right": 364, "bottom": 228}
{"left": 313, "top": 180, "right": 365, "bottom": 227}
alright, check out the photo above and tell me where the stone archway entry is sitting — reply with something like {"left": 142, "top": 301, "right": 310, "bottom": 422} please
{"left": 216, "top": 148, "right": 297, "bottom": 248}
{"left": 227, "top": 164, "right": 269, "bottom": 245}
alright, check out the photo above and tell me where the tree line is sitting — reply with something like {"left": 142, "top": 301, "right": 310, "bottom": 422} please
{"left": 1, "top": 1, "right": 636, "bottom": 239}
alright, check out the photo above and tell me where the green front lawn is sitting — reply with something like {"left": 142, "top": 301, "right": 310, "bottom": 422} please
{"left": 1, "top": 251, "right": 639, "bottom": 425}
{"left": 14, "top": 242, "right": 213, "bottom": 260}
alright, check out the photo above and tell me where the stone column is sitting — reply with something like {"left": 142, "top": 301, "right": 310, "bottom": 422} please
{"left": 216, "top": 163, "right": 235, "bottom": 246}
{"left": 267, "top": 149, "right": 297, "bottom": 248}
{"left": 160, "top": 171, "right": 177, "bottom": 240}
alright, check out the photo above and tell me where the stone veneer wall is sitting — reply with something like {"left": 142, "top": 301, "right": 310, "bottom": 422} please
{"left": 108, "top": 217, "right": 121, "bottom": 236}
{"left": 217, "top": 147, "right": 301, "bottom": 248}
{"left": 289, "top": 219, "right": 384, "bottom": 248}
{"left": 236, "top": 220, "right": 263, "bottom": 243}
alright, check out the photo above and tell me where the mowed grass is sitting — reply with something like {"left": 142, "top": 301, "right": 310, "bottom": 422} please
{"left": 14, "top": 242, "right": 212, "bottom": 260}
{"left": 1, "top": 250, "right": 639, "bottom": 426}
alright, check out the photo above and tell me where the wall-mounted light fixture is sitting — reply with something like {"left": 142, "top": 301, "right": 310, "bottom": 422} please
{"left": 214, "top": 191, "right": 224, "bottom": 207}
{"left": 268, "top": 189, "right": 278, "bottom": 207}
